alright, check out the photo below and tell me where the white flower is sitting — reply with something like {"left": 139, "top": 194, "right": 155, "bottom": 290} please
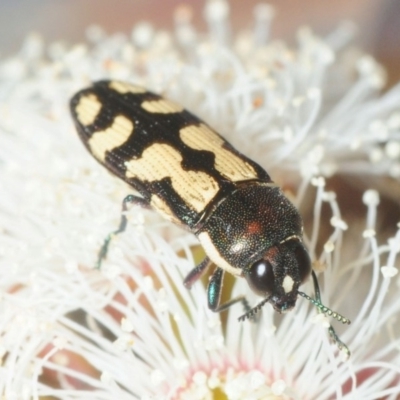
{"left": 1, "top": 1, "right": 400, "bottom": 399}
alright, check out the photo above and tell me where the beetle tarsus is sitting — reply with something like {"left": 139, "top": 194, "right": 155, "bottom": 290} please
{"left": 96, "top": 194, "right": 150, "bottom": 269}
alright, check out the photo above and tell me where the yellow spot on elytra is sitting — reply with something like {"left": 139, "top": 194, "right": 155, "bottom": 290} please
{"left": 75, "top": 94, "right": 102, "bottom": 126}
{"left": 88, "top": 115, "right": 133, "bottom": 162}
{"left": 141, "top": 99, "right": 183, "bottom": 114}
{"left": 180, "top": 124, "right": 258, "bottom": 181}
{"left": 125, "top": 143, "right": 219, "bottom": 213}
{"left": 150, "top": 194, "right": 180, "bottom": 224}
{"left": 109, "top": 81, "right": 147, "bottom": 94}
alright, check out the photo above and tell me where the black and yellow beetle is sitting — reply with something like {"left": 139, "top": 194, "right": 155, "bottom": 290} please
{"left": 70, "top": 80, "right": 350, "bottom": 355}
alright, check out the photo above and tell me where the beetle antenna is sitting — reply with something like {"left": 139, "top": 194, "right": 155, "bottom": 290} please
{"left": 238, "top": 295, "right": 272, "bottom": 322}
{"left": 298, "top": 270, "right": 351, "bottom": 357}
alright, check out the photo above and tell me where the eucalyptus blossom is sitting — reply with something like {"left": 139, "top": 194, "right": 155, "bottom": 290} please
{"left": 0, "top": 1, "right": 400, "bottom": 399}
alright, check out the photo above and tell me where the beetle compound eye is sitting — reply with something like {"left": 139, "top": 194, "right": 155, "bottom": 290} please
{"left": 294, "top": 243, "right": 312, "bottom": 283}
{"left": 245, "top": 259, "right": 275, "bottom": 296}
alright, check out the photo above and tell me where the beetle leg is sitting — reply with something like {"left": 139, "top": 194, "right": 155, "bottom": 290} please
{"left": 183, "top": 256, "right": 212, "bottom": 289}
{"left": 207, "top": 268, "right": 251, "bottom": 313}
{"left": 96, "top": 194, "right": 150, "bottom": 269}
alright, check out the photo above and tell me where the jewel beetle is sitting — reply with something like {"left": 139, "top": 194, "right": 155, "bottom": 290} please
{"left": 70, "top": 80, "right": 350, "bottom": 355}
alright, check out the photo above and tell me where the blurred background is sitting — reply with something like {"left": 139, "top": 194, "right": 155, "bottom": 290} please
{"left": 1, "top": 0, "right": 400, "bottom": 86}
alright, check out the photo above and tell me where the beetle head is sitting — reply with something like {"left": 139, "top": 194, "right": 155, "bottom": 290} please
{"left": 244, "top": 238, "right": 311, "bottom": 313}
